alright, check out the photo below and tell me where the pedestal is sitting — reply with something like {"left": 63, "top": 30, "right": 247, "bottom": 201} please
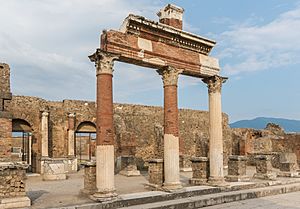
{"left": 253, "top": 155, "right": 276, "bottom": 180}
{"left": 147, "top": 159, "right": 164, "bottom": 189}
{"left": 81, "top": 161, "right": 97, "bottom": 195}
{"left": 119, "top": 156, "right": 140, "bottom": 177}
{"left": 189, "top": 157, "right": 209, "bottom": 185}
{"left": 226, "top": 155, "right": 250, "bottom": 182}
{"left": 0, "top": 162, "right": 31, "bottom": 208}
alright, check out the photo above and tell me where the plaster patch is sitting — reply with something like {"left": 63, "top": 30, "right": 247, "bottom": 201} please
{"left": 138, "top": 37, "right": 153, "bottom": 51}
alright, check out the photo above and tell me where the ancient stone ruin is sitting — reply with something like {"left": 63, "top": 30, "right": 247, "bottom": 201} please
{"left": 0, "top": 4, "right": 299, "bottom": 208}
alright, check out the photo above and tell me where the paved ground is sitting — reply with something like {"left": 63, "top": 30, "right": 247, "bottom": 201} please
{"left": 25, "top": 166, "right": 291, "bottom": 209}
{"left": 205, "top": 191, "right": 300, "bottom": 209}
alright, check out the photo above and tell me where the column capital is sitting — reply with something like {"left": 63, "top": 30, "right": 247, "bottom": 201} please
{"left": 202, "top": 75, "right": 227, "bottom": 94}
{"left": 89, "top": 49, "right": 119, "bottom": 75}
{"left": 42, "top": 112, "right": 49, "bottom": 117}
{"left": 157, "top": 66, "right": 183, "bottom": 86}
{"left": 68, "top": 113, "right": 76, "bottom": 118}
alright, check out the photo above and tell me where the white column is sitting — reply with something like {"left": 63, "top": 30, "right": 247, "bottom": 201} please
{"left": 41, "top": 112, "right": 49, "bottom": 157}
{"left": 68, "top": 113, "right": 75, "bottom": 156}
{"left": 28, "top": 134, "right": 32, "bottom": 166}
{"left": 203, "top": 75, "right": 227, "bottom": 185}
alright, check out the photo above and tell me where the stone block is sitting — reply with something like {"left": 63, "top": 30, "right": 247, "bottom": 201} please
{"left": 226, "top": 155, "right": 249, "bottom": 182}
{"left": 42, "top": 159, "right": 67, "bottom": 181}
{"left": 0, "top": 196, "right": 30, "bottom": 209}
{"left": 147, "top": 159, "right": 163, "bottom": 188}
{"left": 189, "top": 157, "right": 209, "bottom": 185}
{"left": 81, "top": 161, "right": 97, "bottom": 195}
{"left": 118, "top": 156, "right": 140, "bottom": 177}
{"left": 253, "top": 155, "right": 276, "bottom": 180}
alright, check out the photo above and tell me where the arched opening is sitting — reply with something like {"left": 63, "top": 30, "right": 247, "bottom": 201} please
{"left": 12, "top": 119, "right": 33, "bottom": 171}
{"left": 75, "top": 121, "right": 96, "bottom": 162}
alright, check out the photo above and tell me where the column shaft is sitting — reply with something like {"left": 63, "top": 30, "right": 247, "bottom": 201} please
{"left": 41, "top": 112, "right": 49, "bottom": 157}
{"left": 68, "top": 113, "right": 75, "bottom": 156}
{"left": 203, "top": 76, "right": 227, "bottom": 184}
{"left": 158, "top": 66, "right": 182, "bottom": 190}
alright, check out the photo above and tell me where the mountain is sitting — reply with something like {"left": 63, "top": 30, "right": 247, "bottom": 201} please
{"left": 230, "top": 117, "right": 300, "bottom": 133}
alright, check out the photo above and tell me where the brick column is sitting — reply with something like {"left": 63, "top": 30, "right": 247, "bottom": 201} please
{"left": 89, "top": 49, "right": 119, "bottom": 201}
{"left": 41, "top": 112, "right": 49, "bottom": 158}
{"left": 157, "top": 66, "right": 182, "bottom": 190}
{"left": 203, "top": 75, "right": 227, "bottom": 185}
{"left": 68, "top": 113, "right": 76, "bottom": 157}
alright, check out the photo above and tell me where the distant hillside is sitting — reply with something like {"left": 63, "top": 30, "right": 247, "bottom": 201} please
{"left": 230, "top": 117, "right": 300, "bottom": 133}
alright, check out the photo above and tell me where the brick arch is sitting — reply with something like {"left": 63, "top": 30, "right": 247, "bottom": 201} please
{"left": 12, "top": 118, "right": 33, "bottom": 132}
{"left": 76, "top": 121, "right": 96, "bottom": 133}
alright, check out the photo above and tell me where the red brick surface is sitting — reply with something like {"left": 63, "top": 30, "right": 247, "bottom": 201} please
{"left": 160, "top": 18, "right": 182, "bottom": 30}
{"left": 164, "top": 85, "right": 179, "bottom": 137}
{"left": 96, "top": 74, "right": 114, "bottom": 145}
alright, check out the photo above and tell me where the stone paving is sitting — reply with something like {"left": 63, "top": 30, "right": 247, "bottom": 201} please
{"left": 205, "top": 191, "right": 300, "bottom": 209}
{"left": 25, "top": 166, "right": 299, "bottom": 209}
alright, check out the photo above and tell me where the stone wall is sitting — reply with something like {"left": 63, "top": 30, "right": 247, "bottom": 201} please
{"left": 3, "top": 95, "right": 232, "bottom": 170}
{"left": 232, "top": 124, "right": 300, "bottom": 166}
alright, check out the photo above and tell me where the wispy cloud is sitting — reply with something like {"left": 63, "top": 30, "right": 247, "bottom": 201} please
{"left": 215, "top": 3, "right": 300, "bottom": 76}
{"left": 0, "top": 0, "right": 160, "bottom": 100}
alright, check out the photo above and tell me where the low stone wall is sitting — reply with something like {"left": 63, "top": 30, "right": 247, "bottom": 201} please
{"left": 0, "top": 162, "right": 30, "bottom": 208}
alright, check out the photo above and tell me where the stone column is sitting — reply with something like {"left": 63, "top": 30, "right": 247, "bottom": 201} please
{"left": 202, "top": 75, "right": 227, "bottom": 185}
{"left": 89, "top": 49, "right": 119, "bottom": 201}
{"left": 68, "top": 113, "right": 76, "bottom": 157}
{"left": 157, "top": 66, "right": 182, "bottom": 190}
{"left": 41, "top": 112, "right": 49, "bottom": 158}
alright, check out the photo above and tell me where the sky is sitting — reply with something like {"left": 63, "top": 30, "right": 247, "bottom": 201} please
{"left": 0, "top": 0, "right": 300, "bottom": 123}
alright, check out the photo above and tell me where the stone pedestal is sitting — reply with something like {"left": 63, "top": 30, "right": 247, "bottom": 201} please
{"left": 42, "top": 158, "right": 67, "bottom": 181}
{"left": 180, "top": 155, "right": 192, "bottom": 172}
{"left": 81, "top": 161, "right": 97, "bottom": 195}
{"left": 189, "top": 157, "right": 209, "bottom": 185}
{"left": 147, "top": 159, "right": 164, "bottom": 188}
{"left": 253, "top": 155, "right": 276, "bottom": 180}
{"left": 0, "top": 162, "right": 31, "bottom": 208}
{"left": 119, "top": 156, "right": 140, "bottom": 177}
{"left": 226, "top": 155, "right": 249, "bottom": 182}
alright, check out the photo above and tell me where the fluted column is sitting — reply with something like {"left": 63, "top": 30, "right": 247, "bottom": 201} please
{"left": 68, "top": 113, "right": 76, "bottom": 156}
{"left": 203, "top": 75, "right": 227, "bottom": 185}
{"left": 41, "top": 112, "right": 49, "bottom": 158}
{"left": 157, "top": 66, "right": 183, "bottom": 190}
{"left": 89, "top": 49, "right": 119, "bottom": 201}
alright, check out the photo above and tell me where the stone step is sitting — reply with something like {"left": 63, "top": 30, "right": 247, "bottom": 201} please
{"left": 120, "top": 183, "right": 300, "bottom": 209}
{"left": 65, "top": 179, "right": 300, "bottom": 209}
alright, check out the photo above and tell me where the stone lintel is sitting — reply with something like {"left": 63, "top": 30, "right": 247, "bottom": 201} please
{"left": 229, "top": 155, "right": 248, "bottom": 161}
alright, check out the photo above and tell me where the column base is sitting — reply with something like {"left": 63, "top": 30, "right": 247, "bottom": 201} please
{"left": 207, "top": 177, "right": 227, "bottom": 186}
{"left": 225, "top": 175, "right": 250, "bottom": 182}
{"left": 189, "top": 178, "right": 208, "bottom": 185}
{"left": 162, "top": 182, "right": 183, "bottom": 191}
{"left": 90, "top": 190, "right": 118, "bottom": 202}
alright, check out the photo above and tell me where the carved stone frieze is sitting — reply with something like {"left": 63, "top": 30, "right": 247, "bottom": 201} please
{"left": 89, "top": 49, "right": 119, "bottom": 75}
{"left": 157, "top": 66, "right": 183, "bottom": 86}
{"left": 202, "top": 75, "right": 227, "bottom": 94}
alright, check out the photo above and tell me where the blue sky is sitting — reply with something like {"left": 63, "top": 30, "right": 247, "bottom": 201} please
{"left": 0, "top": 0, "right": 300, "bottom": 122}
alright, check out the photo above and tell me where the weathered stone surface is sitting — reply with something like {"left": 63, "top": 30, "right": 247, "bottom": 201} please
{"left": 253, "top": 155, "right": 276, "bottom": 180}
{"left": 147, "top": 159, "right": 164, "bottom": 188}
{"left": 226, "top": 155, "right": 249, "bottom": 182}
{"left": 0, "top": 162, "right": 28, "bottom": 199}
{"left": 81, "top": 161, "right": 97, "bottom": 195}
{"left": 42, "top": 158, "right": 67, "bottom": 180}
{"left": 190, "top": 157, "right": 209, "bottom": 185}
